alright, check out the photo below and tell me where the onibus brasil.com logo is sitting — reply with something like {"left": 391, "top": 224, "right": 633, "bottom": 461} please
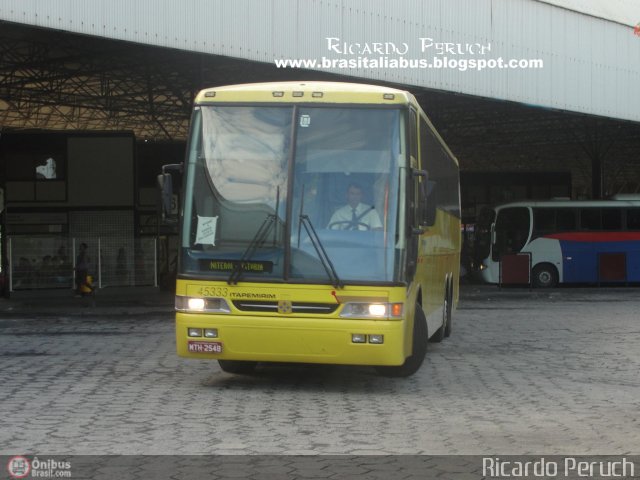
{"left": 7, "top": 456, "right": 71, "bottom": 478}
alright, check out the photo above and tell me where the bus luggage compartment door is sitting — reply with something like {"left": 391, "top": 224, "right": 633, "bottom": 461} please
{"left": 499, "top": 253, "right": 531, "bottom": 286}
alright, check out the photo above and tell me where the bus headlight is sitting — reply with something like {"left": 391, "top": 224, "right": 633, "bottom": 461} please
{"left": 340, "top": 302, "right": 403, "bottom": 320}
{"left": 175, "top": 296, "right": 231, "bottom": 313}
{"left": 188, "top": 298, "right": 205, "bottom": 311}
{"left": 368, "top": 304, "right": 386, "bottom": 316}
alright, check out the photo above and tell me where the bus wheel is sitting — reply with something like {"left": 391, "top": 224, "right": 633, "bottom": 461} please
{"left": 218, "top": 360, "right": 258, "bottom": 374}
{"left": 444, "top": 282, "right": 453, "bottom": 338}
{"left": 376, "top": 306, "right": 427, "bottom": 377}
{"left": 532, "top": 264, "right": 558, "bottom": 288}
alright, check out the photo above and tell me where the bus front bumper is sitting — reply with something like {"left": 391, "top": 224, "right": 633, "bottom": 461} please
{"left": 176, "top": 312, "right": 408, "bottom": 366}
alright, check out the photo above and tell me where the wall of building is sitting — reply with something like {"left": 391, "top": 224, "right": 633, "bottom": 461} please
{"left": 0, "top": 132, "right": 156, "bottom": 290}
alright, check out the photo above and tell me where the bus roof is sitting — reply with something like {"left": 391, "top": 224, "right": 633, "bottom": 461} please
{"left": 493, "top": 199, "right": 640, "bottom": 210}
{"left": 194, "top": 81, "right": 417, "bottom": 106}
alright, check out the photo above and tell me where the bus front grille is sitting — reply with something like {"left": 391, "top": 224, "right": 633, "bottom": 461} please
{"left": 232, "top": 301, "right": 339, "bottom": 314}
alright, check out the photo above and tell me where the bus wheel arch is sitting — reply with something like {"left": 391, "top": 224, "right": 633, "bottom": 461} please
{"left": 376, "top": 303, "right": 428, "bottom": 377}
{"left": 532, "top": 263, "right": 559, "bottom": 288}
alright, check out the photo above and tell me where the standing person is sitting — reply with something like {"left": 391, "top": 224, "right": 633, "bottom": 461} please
{"left": 328, "top": 183, "right": 382, "bottom": 231}
{"left": 75, "top": 242, "right": 90, "bottom": 296}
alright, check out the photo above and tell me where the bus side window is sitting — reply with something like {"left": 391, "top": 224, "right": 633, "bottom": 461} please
{"left": 626, "top": 208, "right": 640, "bottom": 230}
{"left": 533, "top": 208, "right": 555, "bottom": 235}
{"left": 580, "top": 208, "right": 601, "bottom": 231}
{"left": 556, "top": 208, "right": 577, "bottom": 231}
{"left": 602, "top": 208, "right": 622, "bottom": 230}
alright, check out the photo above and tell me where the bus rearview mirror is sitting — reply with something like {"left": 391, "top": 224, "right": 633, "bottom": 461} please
{"left": 158, "top": 173, "right": 172, "bottom": 207}
{"left": 157, "top": 163, "right": 183, "bottom": 223}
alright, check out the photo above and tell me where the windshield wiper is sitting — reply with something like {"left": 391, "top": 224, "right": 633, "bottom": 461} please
{"left": 299, "top": 214, "right": 343, "bottom": 289}
{"left": 228, "top": 187, "right": 281, "bottom": 285}
{"left": 227, "top": 213, "right": 278, "bottom": 285}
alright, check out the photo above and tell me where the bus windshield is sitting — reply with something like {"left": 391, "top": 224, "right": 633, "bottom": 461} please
{"left": 492, "top": 206, "right": 531, "bottom": 261}
{"left": 180, "top": 105, "right": 404, "bottom": 284}
{"left": 474, "top": 206, "right": 495, "bottom": 266}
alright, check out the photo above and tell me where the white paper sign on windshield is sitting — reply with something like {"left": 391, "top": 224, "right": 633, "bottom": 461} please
{"left": 195, "top": 215, "right": 218, "bottom": 246}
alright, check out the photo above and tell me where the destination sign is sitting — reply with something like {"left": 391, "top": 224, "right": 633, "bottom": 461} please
{"left": 200, "top": 259, "right": 274, "bottom": 274}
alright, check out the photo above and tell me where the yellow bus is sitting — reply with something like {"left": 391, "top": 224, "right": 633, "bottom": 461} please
{"left": 162, "top": 81, "right": 460, "bottom": 376}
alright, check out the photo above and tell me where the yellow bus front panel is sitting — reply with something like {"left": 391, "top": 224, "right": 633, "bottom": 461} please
{"left": 176, "top": 313, "right": 407, "bottom": 366}
{"left": 175, "top": 281, "right": 411, "bottom": 366}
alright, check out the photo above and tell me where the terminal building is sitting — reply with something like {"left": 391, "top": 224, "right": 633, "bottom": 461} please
{"left": 1, "top": 0, "right": 639, "bottom": 293}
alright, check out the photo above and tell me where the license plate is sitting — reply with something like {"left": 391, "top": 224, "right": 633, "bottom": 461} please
{"left": 188, "top": 341, "right": 223, "bottom": 354}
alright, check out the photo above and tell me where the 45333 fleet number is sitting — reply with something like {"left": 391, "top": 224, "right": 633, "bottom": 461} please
{"left": 195, "top": 286, "right": 228, "bottom": 297}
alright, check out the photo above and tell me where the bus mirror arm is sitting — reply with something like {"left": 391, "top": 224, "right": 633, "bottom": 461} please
{"left": 162, "top": 163, "right": 183, "bottom": 174}
{"left": 411, "top": 168, "right": 428, "bottom": 178}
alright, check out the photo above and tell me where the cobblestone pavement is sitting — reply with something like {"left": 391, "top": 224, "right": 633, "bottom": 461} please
{"left": 0, "top": 286, "right": 639, "bottom": 456}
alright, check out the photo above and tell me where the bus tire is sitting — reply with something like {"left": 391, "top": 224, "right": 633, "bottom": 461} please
{"left": 218, "top": 360, "right": 258, "bottom": 374}
{"left": 376, "top": 305, "right": 427, "bottom": 377}
{"left": 532, "top": 263, "right": 558, "bottom": 288}
{"left": 444, "top": 280, "right": 453, "bottom": 338}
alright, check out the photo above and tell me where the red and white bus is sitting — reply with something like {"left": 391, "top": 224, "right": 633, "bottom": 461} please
{"left": 477, "top": 198, "right": 640, "bottom": 287}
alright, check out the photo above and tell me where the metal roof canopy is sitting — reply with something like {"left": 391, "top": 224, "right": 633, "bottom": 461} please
{"left": 1, "top": 21, "right": 640, "bottom": 198}
{"left": 2, "top": 0, "right": 640, "bottom": 122}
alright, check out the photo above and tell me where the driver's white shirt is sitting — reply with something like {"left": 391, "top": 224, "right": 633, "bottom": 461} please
{"left": 328, "top": 202, "right": 382, "bottom": 230}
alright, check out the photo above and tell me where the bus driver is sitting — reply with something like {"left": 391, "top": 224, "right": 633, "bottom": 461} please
{"left": 328, "top": 183, "right": 382, "bottom": 231}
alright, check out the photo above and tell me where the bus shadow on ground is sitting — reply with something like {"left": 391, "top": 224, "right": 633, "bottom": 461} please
{"left": 199, "top": 362, "right": 422, "bottom": 392}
